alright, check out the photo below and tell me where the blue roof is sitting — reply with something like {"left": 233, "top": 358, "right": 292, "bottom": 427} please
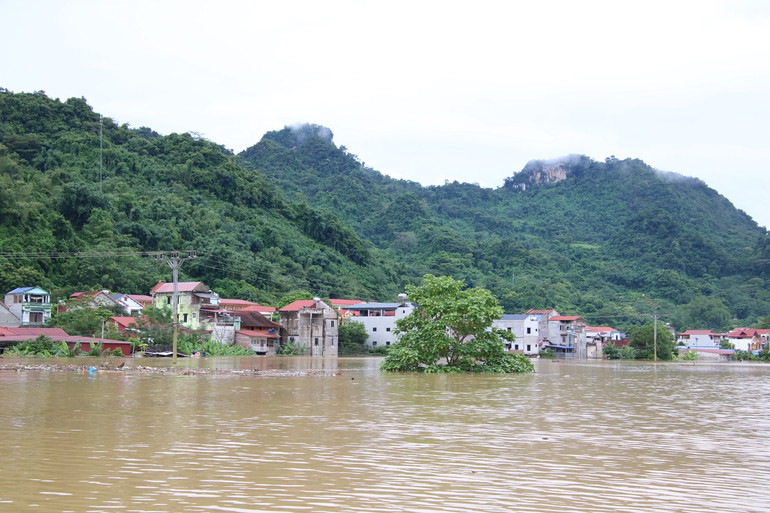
{"left": 7, "top": 286, "right": 48, "bottom": 295}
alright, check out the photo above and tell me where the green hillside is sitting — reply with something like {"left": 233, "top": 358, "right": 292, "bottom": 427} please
{"left": 2, "top": 90, "right": 768, "bottom": 332}
{"left": 0, "top": 90, "right": 401, "bottom": 304}
{"left": 240, "top": 125, "right": 770, "bottom": 331}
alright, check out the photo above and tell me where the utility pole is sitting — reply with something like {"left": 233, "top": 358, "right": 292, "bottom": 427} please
{"left": 653, "top": 312, "right": 659, "bottom": 362}
{"left": 155, "top": 251, "right": 197, "bottom": 364}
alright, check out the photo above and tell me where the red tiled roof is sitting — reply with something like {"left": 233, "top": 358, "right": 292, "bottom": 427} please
{"left": 110, "top": 316, "right": 139, "bottom": 327}
{"left": 680, "top": 330, "right": 721, "bottom": 336}
{"left": 726, "top": 327, "right": 758, "bottom": 339}
{"left": 128, "top": 294, "right": 154, "bottom": 304}
{"left": 585, "top": 326, "right": 617, "bottom": 332}
{"left": 150, "top": 281, "right": 206, "bottom": 294}
{"left": 70, "top": 291, "right": 101, "bottom": 298}
{"left": 279, "top": 300, "right": 317, "bottom": 312}
{"left": 0, "top": 327, "right": 69, "bottom": 337}
{"left": 237, "top": 329, "right": 280, "bottom": 339}
{"left": 526, "top": 309, "right": 557, "bottom": 315}
{"left": 550, "top": 315, "right": 583, "bottom": 322}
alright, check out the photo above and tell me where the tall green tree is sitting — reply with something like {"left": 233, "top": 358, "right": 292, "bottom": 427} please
{"left": 629, "top": 322, "right": 675, "bottom": 360}
{"left": 381, "top": 274, "right": 533, "bottom": 373}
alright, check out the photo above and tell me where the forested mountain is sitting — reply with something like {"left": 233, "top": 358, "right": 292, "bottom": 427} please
{"left": 240, "top": 125, "right": 770, "bottom": 331}
{"left": 2, "top": 89, "right": 769, "bottom": 332}
{"left": 0, "top": 90, "right": 401, "bottom": 304}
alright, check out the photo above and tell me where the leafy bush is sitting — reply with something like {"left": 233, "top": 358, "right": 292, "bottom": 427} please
{"left": 603, "top": 342, "right": 638, "bottom": 360}
{"left": 277, "top": 339, "right": 306, "bottom": 355}
{"left": 3, "top": 335, "right": 58, "bottom": 356}
{"left": 178, "top": 334, "right": 253, "bottom": 356}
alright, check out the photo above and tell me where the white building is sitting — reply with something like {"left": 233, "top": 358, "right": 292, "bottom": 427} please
{"left": 343, "top": 294, "right": 414, "bottom": 348}
{"left": 4, "top": 287, "right": 52, "bottom": 326}
{"left": 492, "top": 314, "right": 542, "bottom": 354}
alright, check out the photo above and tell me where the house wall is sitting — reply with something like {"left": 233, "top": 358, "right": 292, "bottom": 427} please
{"left": 492, "top": 316, "right": 541, "bottom": 354}
{"left": 354, "top": 305, "right": 414, "bottom": 348}
{"left": 280, "top": 300, "right": 339, "bottom": 356}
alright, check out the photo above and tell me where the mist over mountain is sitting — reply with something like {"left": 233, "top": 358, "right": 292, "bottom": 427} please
{"left": 1, "top": 91, "right": 768, "bottom": 331}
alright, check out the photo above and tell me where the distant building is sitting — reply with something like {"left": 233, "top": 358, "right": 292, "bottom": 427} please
{"left": 341, "top": 294, "right": 414, "bottom": 349}
{"left": 279, "top": 298, "right": 338, "bottom": 356}
{"left": 677, "top": 329, "right": 723, "bottom": 348}
{"left": 233, "top": 308, "right": 282, "bottom": 355}
{"left": 4, "top": 287, "right": 52, "bottom": 326}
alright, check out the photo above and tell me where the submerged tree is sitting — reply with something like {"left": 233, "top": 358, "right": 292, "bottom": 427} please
{"left": 381, "top": 274, "right": 533, "bottom": 373}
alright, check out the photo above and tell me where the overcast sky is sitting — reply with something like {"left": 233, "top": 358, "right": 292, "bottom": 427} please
{"left": 4, "top": 0, "right": 770, "bottom": 228}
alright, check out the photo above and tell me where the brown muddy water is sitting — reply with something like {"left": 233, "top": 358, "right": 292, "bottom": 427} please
{"left": 1, "top": 357, "right": 769, "bottom": 512}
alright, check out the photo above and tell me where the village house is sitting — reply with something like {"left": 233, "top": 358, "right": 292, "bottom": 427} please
{"left": 724, "top": 327, "right": 770, "bottom": 351}
{"left": 110, "top": 294, "right": 145, "bottom": 315}
{"left": 279, "top": 298, "right": 338, "bottom": 356}
{"left": 4, "top": 287, "right": 52, "bottom": 326}
{"left": 677, "top": 329, "right": 723, "bottom": 348}
{"left": 341, "top": 294, "right": 414, "bottom": 349}
{"left": 68, "top": 290, "right": 120, "bottom": 310}
{"left": 492, "top": 314, "right": 542, "bottom": 354}
{"left": 151, "top": 281, "right": 238, "bottom": 343}
{"left": 232, "top": 308, "right": 282, "bottom": 355}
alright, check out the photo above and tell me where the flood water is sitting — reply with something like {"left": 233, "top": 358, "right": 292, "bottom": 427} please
{"left": 1, "top": 357, "right": 769, "bottom": 512}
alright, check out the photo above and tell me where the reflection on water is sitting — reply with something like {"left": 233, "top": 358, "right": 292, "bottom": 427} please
{"left": 1, "top": 358, "right": 769, "bottom": 512}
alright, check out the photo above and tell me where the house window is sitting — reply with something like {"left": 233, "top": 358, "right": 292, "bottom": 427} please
{"left": 29, "top": 312, "right": 43, "bottom": 323}
{"left": 167, "top": 297, "right": 171, "bottom": 305}
{"left": 372, "top": 341, "right": 377, "bottom": 347}
{"left": 182, "top": 313, "right": 188, "bottom": 322}
{"left": 386, "top": 327, "right": 391, "bottom": 332}
{"left": 372, "top": 327, "right": 377, "bottom": 332}
{"left": 527, "top": 344, "right": 531, "bottom": 352}
{"left": 507, "top": 327, "right": 512, "bottom": 332}
{"left": 386, "top": 341, "right": 391, "bottom": 346}
{"left": 314, "top": 338, "right": 319, "bottom": 346}
{"left": 526, "top": 327, "right": 531, "bottom": 334}
{"left": 193, "top": 313, "right": 197, "bottom": 319}
{"left": 514, "top": 344, "right": 519, "bottom": 350}
{"left": 330, "top": 320, "right": 335, "bottom": 327}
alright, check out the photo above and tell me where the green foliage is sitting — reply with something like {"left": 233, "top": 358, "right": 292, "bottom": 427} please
{"left": 277, "top": 338, "right": 306, "bottom": 355}
{"left": 50, "top": 302, "right": 117, "bottom": 336}
{"left": 673, "top": 296, "right": 732, "bottom": 332}
{"left": 381, "top": 275, "right": 533, "bottom": 373}
{"left": 338, "top": 321, "right": 368, "bottom": 355}
{"left": 3, "top": 335, "right": 58, "bottom": 356}
{"left": 677, "top": 349, "right": 698, "bottom": 361}
{"left": 177, "top": 334, "right": 253, "bottom": 356}
{"left": 629, "top": 323, "right": 676, "bottom": 360}
{"left": 86, "top": 341, "right": 105, "bottom": 356}
{"left": 602, "top": 342, "right": 638, "bottom": 360}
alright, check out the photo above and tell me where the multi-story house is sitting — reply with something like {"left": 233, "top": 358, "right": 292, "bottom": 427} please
{"left": 341, "top": 294, "right": 414, "bottom": 348}
{"left": 279, "top": 298, "right": 338, "bottom": 356}
{"left": 151, "top": 281, "right": 239, "bottom": 343}
{"left": 492, "top": 314, "right": 542, "bottom": 354}
{"left": 4, "top": 287, "right": 52, "bottom": 326}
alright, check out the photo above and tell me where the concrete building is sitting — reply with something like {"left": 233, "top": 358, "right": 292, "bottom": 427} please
{"left": 4, "top": 287, "right": 52, "bottom": 326}
{"left": 279, "top": 298, "right": 338, "bottom": 356}
{"left": 492, "top": 314, "right": 542, "bottom": 354}
{"left": 342, "top": 294, "right": 414, "bottom": 348}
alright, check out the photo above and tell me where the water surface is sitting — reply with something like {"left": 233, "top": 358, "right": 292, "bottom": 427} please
{"left": 1, "top": 358, "right": 768, "bottom": 512}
